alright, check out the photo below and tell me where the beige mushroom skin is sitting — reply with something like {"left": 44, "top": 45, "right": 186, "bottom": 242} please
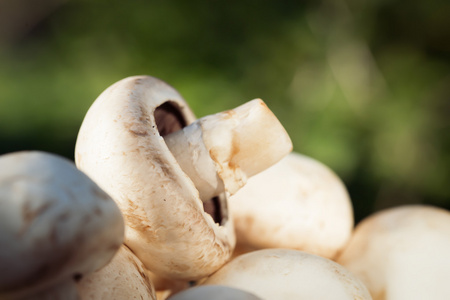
{"left": 168, "top": 285, "right": 262, "bottom": 300}
{"left": 229, "top": 152, "right": 353, "bottom": 259}
{"left": 75, "top": 75, "right": 233, "bottom": 280}
{"left": 0, "top": 151, "right": 124, "bottom": 299}
{"left": 77, "top": 245, "right": 156, "bottom": 300}
{"left": 336, "top": 205, "right": 450, "bottom": 300}
{"left": 203, "top": 249, "right": 372, "bottom": 300}
{"left": 164, "top": 98, "right": 292, "bottom": 201}
{"left": 75, "top": 75, "right": 292, "bottom": 280}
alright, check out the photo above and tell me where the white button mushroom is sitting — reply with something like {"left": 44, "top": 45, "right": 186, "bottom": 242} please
{"left": 229, "top": 152, "right": 353, "bottom": 259}
{"left": 0, "top": 151, "right": 124, "bottom": 299}
{"left": 167, "top": 285, "right": 262, "bottom": 300}
{"left": 75, "top": 75, "right": 292, "bottom": 280}
{"left": 202, "top": 249, "right": 372, "bottom": 300}
{"left": 336, "top": 205, "right": 450, "bottom": 300}
{"left": 77, "top": 245, "right": 156, "bottom": 300}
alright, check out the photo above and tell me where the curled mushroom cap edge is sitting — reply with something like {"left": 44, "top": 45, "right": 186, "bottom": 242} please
{"left": 75, "top": 75, "right": 236, "bottom": 280}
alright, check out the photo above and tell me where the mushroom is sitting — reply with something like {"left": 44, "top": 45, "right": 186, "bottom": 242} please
{"left": 202, "top": 249, "right": 372, "bottom": 300}
{"left": 336, "top": 205, "right": 450, "bottom": 300}
{"left": 75, "top": 75, "right": 292, "bottom": 280}
{"left": 168, "top": 285, "right": 262, "bottom": 300}
{"left": 229, "top": 152, "right": 353, "bottom": 259}
{"left": 0, "top": 151, "right": 124, "bottom": 299}
{"left": 77, "top": 245, "right": 156, "bottom": 300}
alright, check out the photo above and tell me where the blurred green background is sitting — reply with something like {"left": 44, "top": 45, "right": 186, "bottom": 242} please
{"left": 1, "top": 0, "right": 449, "bottom": 223}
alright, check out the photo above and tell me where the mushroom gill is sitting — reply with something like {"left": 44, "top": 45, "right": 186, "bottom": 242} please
{"left": 155, "top": 101, "right": 225, "bottom": 226}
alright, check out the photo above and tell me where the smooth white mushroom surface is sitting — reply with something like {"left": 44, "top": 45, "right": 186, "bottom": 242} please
{"left": 0, "top": 151, "right": 124, "bottom": 299}
{"left": 203, "top": 249, "right": 372, "bottom": 300}
{"left": 77, "top": 245, "right": 156, "bottom": 300}
{"left": 164, "top": 98, "right": 292, "bottom": 201}
{"left": 168, "top": 285, "right": 262, "bottom": 300}
{"left": 75, "top": 75, "right": 292, "bottom": 280}
{"left": 336, "top": 205, "right": 450, "bottom": 300}
{"left": 229, "top": 152, "right": 353, "bottom": 259}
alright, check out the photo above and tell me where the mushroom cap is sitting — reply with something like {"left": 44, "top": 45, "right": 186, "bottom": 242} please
{"left": 168, "top": 285, "right": 262, "bottom": 300}
{"left": 75, "top": 75, "right": 235, "bottom": 280}
{"left": 336, "top": 205, "right": 450, "bottom": 300}
{"left": 0, "top": 151, "right": 124, "bottom": 298}
{"left": 77, "top": 245, "right": 156, "bottom": 300}
{"left": 229, "top": 152, "right": 353, "bottom": 259}
{"left": 203, "top": 249, "right": 371, "bottom": 300}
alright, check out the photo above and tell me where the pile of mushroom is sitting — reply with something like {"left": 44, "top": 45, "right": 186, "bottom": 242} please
{"left": 74, "top": 75, "right": 293, "bottom": 294}
{"left": 2, "top": 74, "right": 448, "bottom": 299}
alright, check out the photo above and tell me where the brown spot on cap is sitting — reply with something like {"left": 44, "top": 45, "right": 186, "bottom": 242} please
{"left": 129, "top": 128, "right": 149, "bottom": 137}
{"left": 19, "top": 200, "right": 54, "bottom": 235}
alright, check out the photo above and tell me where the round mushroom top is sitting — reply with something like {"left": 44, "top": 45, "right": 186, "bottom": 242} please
{"left": 337, "top": 205, "right": 450, "bottom": 300}
{"left": 0, "top": 151, "right": 124, "bottom": 297}
{"left": 168, "top": 285, "right": 262, "bottom": 300}
{"left": 203, "top": 249, "right": 372, "bottom": 300}
{"left": 229, "top": 152, "right": 353, "bottom": 259}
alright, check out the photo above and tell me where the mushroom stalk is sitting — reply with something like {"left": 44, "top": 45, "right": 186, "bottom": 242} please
{"left": 164, "top": 99, "right": 292, "bottom": 202}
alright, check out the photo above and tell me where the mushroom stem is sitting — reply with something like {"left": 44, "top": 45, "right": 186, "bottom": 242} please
{"left": 163, "top": 122, "right": 223, "bottom": 202}
{"left": 164, "top": 99, "right": 292, "bottom": 201}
